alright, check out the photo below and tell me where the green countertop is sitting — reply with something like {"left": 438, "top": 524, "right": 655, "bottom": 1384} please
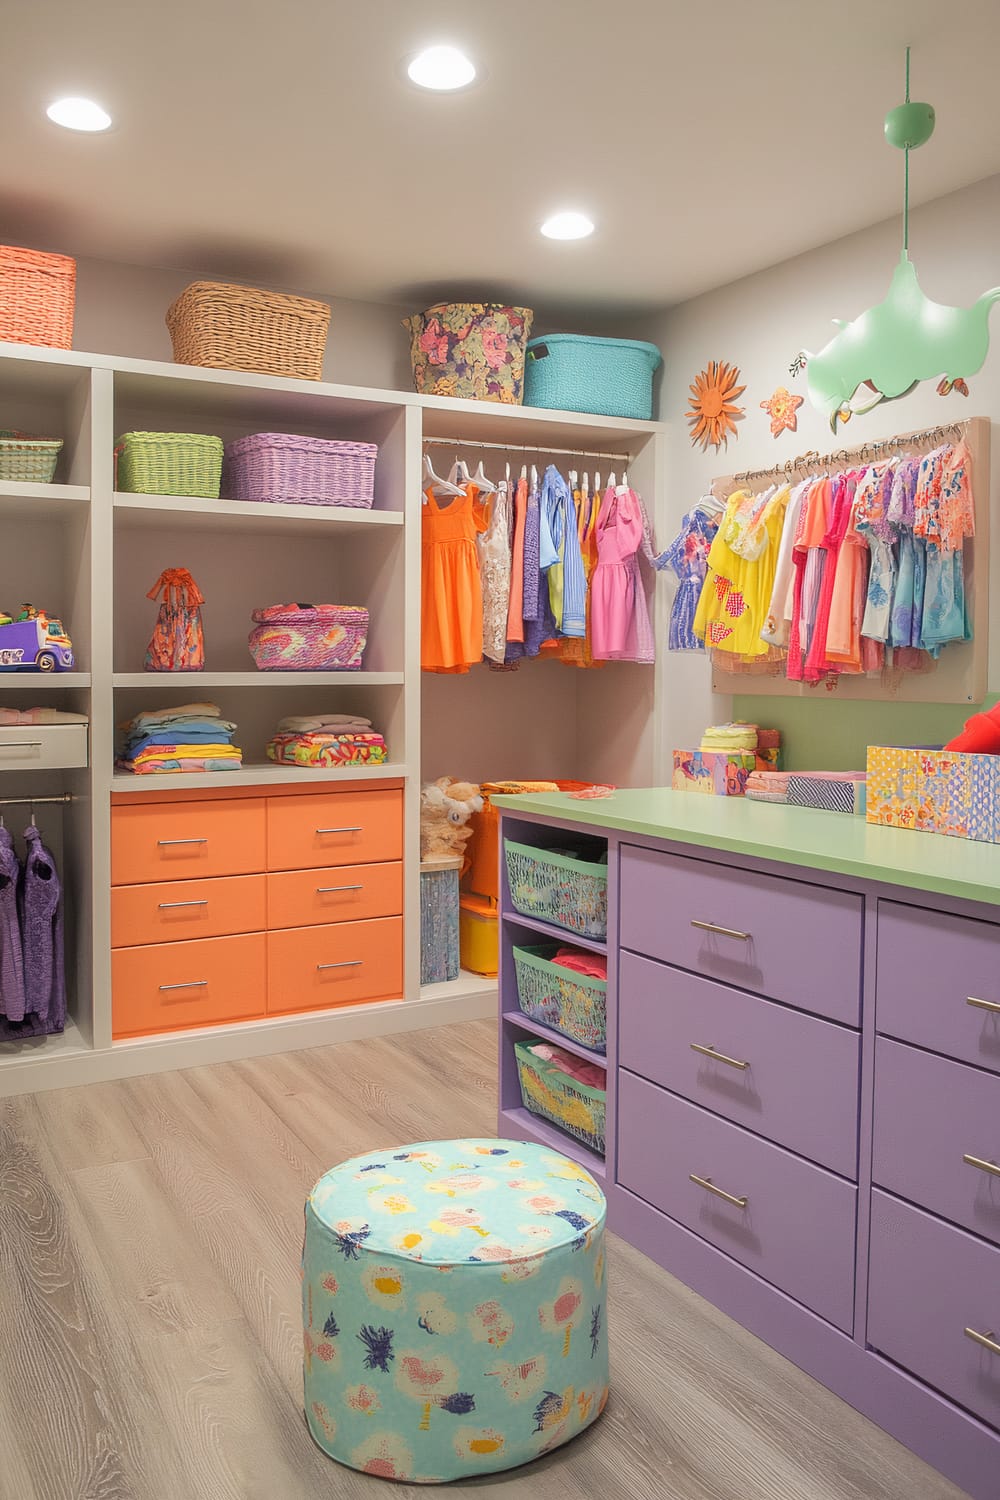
{"left": 491, "top": 787, "right": 1000, "bottom": 909}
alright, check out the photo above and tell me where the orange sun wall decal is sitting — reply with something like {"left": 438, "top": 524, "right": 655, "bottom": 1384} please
{"left": 686, "top": 360, "right": 746, "bottom": 450}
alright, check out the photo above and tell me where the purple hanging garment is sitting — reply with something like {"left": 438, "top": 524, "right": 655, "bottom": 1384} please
{"left": 19, "top": 824, "right": 65, "bottom": 1033}
{"left": 0, "top": 824, "right": 26, "bottom": 1025}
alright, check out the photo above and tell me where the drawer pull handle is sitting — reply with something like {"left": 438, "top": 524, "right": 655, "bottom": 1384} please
{"left": 0, "top": 740, "right": 43, "bottom": 748}
{"left": 689, "top": 1173, "right": 748, "bottom": 1209}
{"left": 158, "top": 900, "right": 208, "bottom": 910}
{"left": 967, "top": 995, "right": 1000, "bottom": 1015}
{"left": 317, "top": 960, "right": 363, "bottom": 971}
{"left": 157, "top": 838, "right": 207, "bottom": 847}
{"left": 158, "top": 980, "right": 208, "bottom": 991}
{"left": 690, "top": 1042, "right": 748, "bottom": 1071}
{"left": 963, "top": 1153, "right": 1000, "bottom": 1179}
{"left": 690, "top": 919, "right": 751, "bottom": 942}
{"left": 965, "top": 1327, "right": 1000, "bottom": 1357}
{"left": 316, "top": 884, "right": 364, "bottom": 894}
{"left": 316, "top": 825, "right": 363, "bottom": 835}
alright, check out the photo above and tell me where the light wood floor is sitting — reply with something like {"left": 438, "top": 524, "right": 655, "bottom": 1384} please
{"left": 0, "top": 1019, "right": 968, "bottom": 1500}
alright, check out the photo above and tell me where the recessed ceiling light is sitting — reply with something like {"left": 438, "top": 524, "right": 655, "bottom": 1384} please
{"left": 407, "top": 46, "right": 476, "bottom": 91}
{"left": 46, "top": 97, "right": 112, "bottom": 132}
{"left": 540, "top": 211, "right": 595, "bottom": 241}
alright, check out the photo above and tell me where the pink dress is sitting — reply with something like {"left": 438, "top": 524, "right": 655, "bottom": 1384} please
{"left": 590, "top": 486, "right": 655, "bottom": 663}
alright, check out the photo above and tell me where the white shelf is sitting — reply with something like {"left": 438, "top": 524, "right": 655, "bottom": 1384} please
{"left": 0, "top": 672, "right": 91, "bottom": 690}
{"left": 113, "top": 492, "right": 403, "bottom": 536}
{"left": 112, "top": 671, "right": 404, "bottom": 688}
{"left": 0, "top": 1014, "right": 91, "bottom": 1063}
{"left": 420, "top": 970, "right": 498, "bottom": 1005}
{"left": 0, "top": 479, "right": 90, "bottom": 511}
{"left": 111, "top": 760, "right": 407, "bottom": 791}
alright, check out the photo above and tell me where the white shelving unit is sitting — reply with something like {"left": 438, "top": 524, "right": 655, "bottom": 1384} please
{"left": 0, "top": 339, "right": 666, "bottom": 1096}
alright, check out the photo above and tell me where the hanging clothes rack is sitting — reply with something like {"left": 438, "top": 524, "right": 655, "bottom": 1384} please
{"left": 730, "top": 419, "right": 970, "bottom": 486}
{"left": 0, "top": 794, "right": 73, "bottom": 808}
{"left": 423, "top": 436, "right": 633, "bottom": 464}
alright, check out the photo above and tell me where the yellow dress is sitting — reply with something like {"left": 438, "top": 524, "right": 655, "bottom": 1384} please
{"left": 694, "top": 488, "right": 790, "bottom": 657}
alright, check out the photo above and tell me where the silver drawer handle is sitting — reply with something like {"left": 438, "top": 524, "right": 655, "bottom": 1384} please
{"left": 159, "top": 980, "right": 208, "bottom": 991}
{"left": 967, "top": 995, "right": 1000, "bottom": 1015}
{"left": 158, "top": 900, "right": 208, "bottom": 909}
{"left": 965, "top": 1327, "right": 1000, "bottom": 1357}
{"left": 689, "top": 1173, "right": 748, "bottom": 1209}
{"left": 317, "top": 960, "right": 362, "bottom": 971}
{"left": 0, "top": 740, "right": 43, "bottom": 748}
{"left": 690, "top": 1042, "right": 749, "bottom": 1071}
{"left": 963, "top": 1153, "right": 1000, "bottom": 1179}
{"left": 157, "top": 837, "right": 207, "bottom": 846}
{"left": 316, "top": 884, "right": 364, "bottom": 894}
{"left": 316, "top": 825, "right": 363, "bottom": 835}
{"left": 691, "top": 919, "right": 751, "bottom": 942}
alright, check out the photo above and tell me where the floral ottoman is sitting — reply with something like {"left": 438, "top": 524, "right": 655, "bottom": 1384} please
{"left": 301, "top": 1137, "right": 609, "bottom": 1482}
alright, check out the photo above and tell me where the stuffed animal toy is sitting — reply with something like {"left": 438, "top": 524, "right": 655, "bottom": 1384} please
{"left": 420, "top": 777, "right": 484, "bottom": 860}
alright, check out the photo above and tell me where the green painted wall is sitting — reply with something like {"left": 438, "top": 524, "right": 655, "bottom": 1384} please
{"left": 733, "top": 694, "right": 997, "bottom": 770}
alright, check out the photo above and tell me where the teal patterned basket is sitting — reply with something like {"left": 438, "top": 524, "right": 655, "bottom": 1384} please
{"left": 524, "top": 334, "right": 662, "bottom": 420}
{"left": 514, "top": 1039, "right": 606, "bottom": 1154}
{"left": 513, "top": 944, "right": 607, "bottom": 1053}
{"left": 504, "top": 839, "right": 608, "bottom": 940}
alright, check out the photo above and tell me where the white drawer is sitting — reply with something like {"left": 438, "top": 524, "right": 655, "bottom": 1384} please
{"left": 0, "top": 724, "right": 88, "bottom": 769}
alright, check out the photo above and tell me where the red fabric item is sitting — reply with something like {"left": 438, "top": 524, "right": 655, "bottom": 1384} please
{"left": 944, "top": 703, "right": 1000, "bottom": 754}
{"left": 552, "top": 947, "right": 607, "bottom": 980}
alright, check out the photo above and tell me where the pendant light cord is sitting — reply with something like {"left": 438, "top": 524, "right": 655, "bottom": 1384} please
{"left": 903, "top": 45, "right": 911, "bottom": 253}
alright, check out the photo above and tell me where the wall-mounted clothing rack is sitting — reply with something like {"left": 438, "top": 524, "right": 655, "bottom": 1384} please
{"left": 730, "top": 418, "right": 971, "bottom": 486}
{"left": 423, "top": 436, "right": 633, "bottom": 464}
{"left": 0, "top": 794, "right": 73, "bottom": 808}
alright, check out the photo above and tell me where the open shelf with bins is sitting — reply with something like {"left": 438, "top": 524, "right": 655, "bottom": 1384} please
{"left": 501, "top": 911, "right": 608, "bottom": 955}
{"left": 501, "top": 1009, "right": 607, "bottom": 1068}
{"left": 113, "top": 493, "right": 403, "bottom": 535}
{"left": 0, "top": 352, "right": 94, "bottom": 488}
{"left": 0, "top": 479, "right": 90, "bottom": 510}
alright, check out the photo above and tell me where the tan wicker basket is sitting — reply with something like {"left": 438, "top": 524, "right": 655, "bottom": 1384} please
{"left": 166, "top": 281, "right": 331, "bottom": 381}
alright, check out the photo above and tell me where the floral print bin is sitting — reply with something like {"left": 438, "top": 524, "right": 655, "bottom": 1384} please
{"left": 404, "top": 304, "right": 534, "bottom": 404}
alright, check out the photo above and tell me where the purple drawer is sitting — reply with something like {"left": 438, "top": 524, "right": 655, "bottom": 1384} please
{"left": 620, "top": 845, "right": 862, "bottom": 1026}
{"left": 619, "top": 952, "right": 860, "bottom": 1178}
{"left": 869, "top": 1190, "right": 1000, "bottom": 1432}
{"left": 877, "top": 900, "right": 1000, "bottom": 1077}
{"left": 874, "top": 1038, "right": 1000, "bottom": 1249}
{"left": 618, "top": 1069, "right": 856, "bottom": 1332}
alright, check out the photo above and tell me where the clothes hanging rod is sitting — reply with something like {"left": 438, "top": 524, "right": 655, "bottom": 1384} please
{"left": 0, "top": 794, "right": 73, "bottom": 808}
{"left": 729, "top": 418, "right": 971, "bottom": 486}
{"left": 423, "top": 437, "right": 633, "bottom": 464}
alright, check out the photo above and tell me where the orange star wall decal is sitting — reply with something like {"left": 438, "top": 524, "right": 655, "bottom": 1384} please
{"left": 761, "top": 385, "right": 804, "bottom": 437}
{"left": 687, "top": 360, "right": 745, "bottom": 450}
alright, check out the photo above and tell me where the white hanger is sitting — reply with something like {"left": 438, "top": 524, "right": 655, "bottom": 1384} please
{"left": 594, "top": 470, "right": 602, "bottom": 493}
{"left": 520, "top": 463, "right": 528, "bottom": 481}
{"left": 530, "top": 463, "right": 538, "bottom": 489}
{"left": 609, "top": 471, "right": 617, "bottom": 490}
{"left": 569, "top": 469, "right": 578, "bottom": 489}
{"left": 505, "top": 460, "right": 511, "bottom": 484}
{"left": 621, "top": 468, "right": 629, "bottom": 489}
{"left": 471, "top": 459, "right": 496, "bottom": 494}
{"left": 422, "top": 452, "right": 464, "bottom": 500}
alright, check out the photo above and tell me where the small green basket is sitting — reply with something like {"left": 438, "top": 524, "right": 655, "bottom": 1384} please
{"left": 115, "top": 430, "right": 224, "bottom": 498}
{"left": 514, "top": 1039, "right": 606, "bottom": 1155}
{"left": 513, "top": 944, "right": 606, "bottom": 1053}
{"left": 504, "top": 839, "right": 608, "bottom": 940}
{"left": 0, "top": 429, "right": 63, "bottom": 484}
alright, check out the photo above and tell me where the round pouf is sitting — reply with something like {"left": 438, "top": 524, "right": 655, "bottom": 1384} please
{"left": 302, "top": 1137, "right": 609, "bottom": 1483}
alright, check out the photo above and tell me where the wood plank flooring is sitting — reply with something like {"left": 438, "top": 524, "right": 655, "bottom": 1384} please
{"left": 0, "top": 1019, "right": 968, "bottom": 1500}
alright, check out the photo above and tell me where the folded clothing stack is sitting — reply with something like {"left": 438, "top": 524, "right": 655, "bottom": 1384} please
{"left": 529, "top": 1041, "right": 606, "bottom": 1090}
{"left": 550, "top": 946, "right": 607, "bottom": 981}
{"left": 745, "top": 769, "right": 791, "bottom": 803}
{"left": 700, "top": 721, "right": 759, "bottom": 753}
{"left": 266, "top": 712, "right": 388, "bottom": 768}
{"left": 117, "top": 701, "right": 242, "bottom": 774}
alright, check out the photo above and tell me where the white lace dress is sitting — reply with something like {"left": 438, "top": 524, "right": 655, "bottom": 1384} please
{"left": 477, "top": 480, "right": 513, "bottom": 663}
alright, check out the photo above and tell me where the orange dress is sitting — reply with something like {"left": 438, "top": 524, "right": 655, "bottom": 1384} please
{"left": 421, "top": 485, "right": 489, "bottom": 673}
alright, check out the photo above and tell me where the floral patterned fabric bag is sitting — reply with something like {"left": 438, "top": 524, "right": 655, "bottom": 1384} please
{"left": 404, "top": 302, "right": 533, "bottom": 404}
{"left": 144, "top": 567, "right": 206, "bottom": 672}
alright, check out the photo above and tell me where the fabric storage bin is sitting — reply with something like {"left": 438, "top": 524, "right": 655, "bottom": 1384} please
{"left": 166, "top": 281, "right": 330, "bottom": 381}
{"left": 115, "top": 432, "right": 224, "bottom": 498}
{"left": 223, "top": 432, "right": 377, "bottom": 508}
{"left": 504, "top": 839, "right": 608, "bottom": 940}
{"left": 420, "top": 856, "right": 461, "bottom": 985}
{"left": 459, "top": 892, "right": 498, "bottom": 976}
{"left": 404, "top": 303, "right": 533, "bottom": 404}
{"left": 248, "top": 603, "right": 369, "bottom": 670}
{"left": 524, "top": 334, "right": 662, "bottom": 420}
{"left": 866, "top": 744, "right": 1000, "bottom": 842}
{"left": 514, "top": 1039, "right": 606, "bottom": 1154}
{"left": 513, "top": 943, "right": 607, "bottom": 1053}
{"left": 0, "top": 430, "right": 63, "bottom": 484}
{"left": 0, "top": 246, "right": 76, "bottom": 349}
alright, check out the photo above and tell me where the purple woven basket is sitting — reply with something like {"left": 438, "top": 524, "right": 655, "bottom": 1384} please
{"left": 248, "top": 603, "right": 369, "bottom": 670}
{"left": 223, "top": 432, "right": 377, "bottom": 508}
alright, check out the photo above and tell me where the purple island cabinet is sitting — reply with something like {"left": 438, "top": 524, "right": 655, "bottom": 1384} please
{"left": 495, "top": 794, "right": 1000, "bottom": 1500}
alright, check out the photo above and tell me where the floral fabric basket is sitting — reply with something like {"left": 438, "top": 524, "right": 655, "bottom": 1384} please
{"left": 403, "top": 303, "right": 533, "bottom": 403}
{"left": 248, "top": 602, "right": 368, "bottom": 671}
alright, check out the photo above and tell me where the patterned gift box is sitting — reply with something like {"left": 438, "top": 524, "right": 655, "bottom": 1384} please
{"left": 787, "top": 773, "right": 867, "bottom": 817}
{"left": 865, "top": 745, "right": 1000, "bottom": 843}
{"left": 672, "top": 749, "right": 756, "bottom": 796}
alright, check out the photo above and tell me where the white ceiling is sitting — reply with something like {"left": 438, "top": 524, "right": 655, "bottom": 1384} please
{"left": 4, "top": 0, "right": 1000, "bottom": 314}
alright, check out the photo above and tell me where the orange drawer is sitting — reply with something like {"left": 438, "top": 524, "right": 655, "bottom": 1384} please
{"left": 267, "top": 862, "right": 402, "bottom": 930}
{"left": 111, "top": 874, "right": 267, "bottom": 948}
{"left": 267, "top": 917, "right": 403, "bottom": 1015}
{"left": 266, "top": 789, "right": 402, "bottom": 872}
{"left": 112, "top": 932, "right": 267, "bottom": 1039}
{"left": 112, "top": 799, "right": 266, "bottom": 886}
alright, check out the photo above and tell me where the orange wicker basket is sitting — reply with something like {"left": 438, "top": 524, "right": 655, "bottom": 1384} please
{"left": 166, "top": 281, "right": 331, "bottom": 381}
{"left": 0, "top": 246, "right": 76, "bottom": 348}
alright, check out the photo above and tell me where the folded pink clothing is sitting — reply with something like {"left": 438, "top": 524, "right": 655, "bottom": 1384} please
{"left": 552, "top": 946, "right": 607, "bottom": 981}
{"left": 0, "top": 707, "right": 89, "bottom": 725}
{"left": 530, "top": 1042, "right": 606, "bottom": 1090}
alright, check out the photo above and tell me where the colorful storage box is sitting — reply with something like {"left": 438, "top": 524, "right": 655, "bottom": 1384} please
{"left": 512, "top": 943, "right": 607, "bottom": 1054}
{"left": 787, "top": 772, "right": 867, "bottom": 817}
{"left": 115, "top": 431, "right": 224, "bottom": 498}
{"left": 459, "top": 893, "right": 498, "bottom": 977}
{"left": 672, "top": 749, "right": 756, "bottom": 796}
{"left": 223, "top": 432, "right": 377, "bottom": 508}
{"left": 0, "top": 430, "right": 62, "bottom": 484}
{"left": 248, "top": 603, "right": 368, "bottom": 670}
{"left": 0, "top": 245, "right": 76, "bottom": 349}
{"left": 404, "top": 303, "right": 533, "bottom": 404}
{"left": 504, "top": 840, "right": 608, "bottom": 940}
{"left": 866, "top": 745, "right": 1000, "bottom": 843}
{"left": 524, "top": 334, "right": 662, "bottom": 421}
{"left": 420, "top": 857, "right": 461, "bottom": 985}
{"left": 514, "top": 1040, "right": 607, "bottom": 1155}
{"left": 167, "top": 281, "right": 330, "bottom": 380}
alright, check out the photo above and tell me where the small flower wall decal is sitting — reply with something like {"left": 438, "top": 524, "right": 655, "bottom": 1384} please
{"left": 760, "top": 384, "right": 804, "bottom": 437}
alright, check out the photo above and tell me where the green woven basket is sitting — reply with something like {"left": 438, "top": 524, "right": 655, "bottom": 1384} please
{"left": 0, "top": 429, "right": 63, "bottom": 484}
{"left": 115, "top": 431, "right": 224, "bottom": 498}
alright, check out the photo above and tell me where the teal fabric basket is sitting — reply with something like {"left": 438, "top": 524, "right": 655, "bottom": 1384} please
{"left": 524, "top": 334, "right": 662, "bottom": 420}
